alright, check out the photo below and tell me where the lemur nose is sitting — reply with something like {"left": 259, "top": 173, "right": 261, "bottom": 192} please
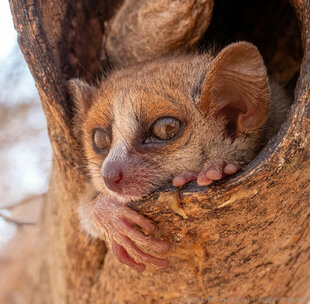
{"left": 103, "top": 170, "right": 123, "bottom": 192}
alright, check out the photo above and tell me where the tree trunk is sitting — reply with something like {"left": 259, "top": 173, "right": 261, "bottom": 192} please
{"left": 8, "top": 0, "right": 310, "bottom": 303}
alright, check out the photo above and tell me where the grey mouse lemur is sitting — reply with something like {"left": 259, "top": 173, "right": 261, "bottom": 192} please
{"left": 68, "top": 42, "right": 291, "bottom": 272}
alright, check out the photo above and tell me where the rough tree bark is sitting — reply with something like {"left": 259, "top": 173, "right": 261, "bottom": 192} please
{"left": 7, "top": 0, "right": 310, "bottom": 303}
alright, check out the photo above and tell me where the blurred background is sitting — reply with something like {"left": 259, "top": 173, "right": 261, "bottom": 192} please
{"left": 0, "top": 1, "right": 52, "bottom": 252}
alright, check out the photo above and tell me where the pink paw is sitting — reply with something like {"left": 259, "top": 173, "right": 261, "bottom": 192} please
{"left": 172, "top": 160, "right": 240, "bottom": 187}
{"left": 93, "top": 196, "right": 170, "bottom": 272}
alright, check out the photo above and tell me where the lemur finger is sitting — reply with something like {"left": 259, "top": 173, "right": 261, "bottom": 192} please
{"left": 203, "top": 160, "right": 226, "bottom": 180}
{"left": 197, "top": 172, "right": 213, "bottom": 186}
{"left": 172, "top": 171, "right": 198, "bottom": 187}
{"left": 111, "top": 241, "right": 145, "bottom": 272}
{"left": 118, "top": 206, "right": 155, "bottom": 233}
{"left": 119, "top": 234, "right": 169, "bottom": 268}
{"left": 120, "top": 219, "right": 170, "bottom": 253}
{"left": 223, "top": 162, "right": 240, "bottom": 175}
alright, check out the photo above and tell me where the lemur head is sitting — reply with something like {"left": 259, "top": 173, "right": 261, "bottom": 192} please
{"left": 68, "top": 42, "right": 270, "bottom": 202}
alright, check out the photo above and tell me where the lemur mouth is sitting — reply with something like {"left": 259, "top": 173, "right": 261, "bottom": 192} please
{"left": 105, "top": 183, "right": 149, "bottom": 201}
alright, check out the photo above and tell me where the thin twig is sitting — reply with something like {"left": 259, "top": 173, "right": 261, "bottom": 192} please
{"left": 0, "top": 213, "right": 36, "bottom": 226}
{"left": 0, "top": 193, "right": 46, "bottom": 211}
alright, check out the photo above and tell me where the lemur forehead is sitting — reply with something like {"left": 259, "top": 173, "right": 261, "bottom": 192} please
{"left": 94, "top": 53, "right": 214, "bottom": 128}
{"left": 113, "top": 86, "right": 186, "bottom": 123}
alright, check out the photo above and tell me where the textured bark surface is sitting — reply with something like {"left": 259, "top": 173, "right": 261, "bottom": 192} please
{"left": 6, "top": 0, "right": 310, "bottom": 303}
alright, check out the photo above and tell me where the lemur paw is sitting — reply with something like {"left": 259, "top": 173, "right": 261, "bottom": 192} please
{"left": 93, "top": 196, "right": 170, "bottom": 272}
{"left": 172, "top": 159, "right": 240, "bottom": 187}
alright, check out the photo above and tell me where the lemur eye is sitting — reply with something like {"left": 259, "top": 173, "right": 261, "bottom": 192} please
{"left": 151, "top": 117, "right": 181, "bottom": 141}
{"left": 93, "top": 128, "right": 110, "bottom": 153}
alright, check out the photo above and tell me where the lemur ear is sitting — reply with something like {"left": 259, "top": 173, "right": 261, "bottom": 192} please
{"left": 67, "top": 78, "right": 96, "bottom": 115}
{"left": 200, "top": 42, "right": 270, "bottom": 136}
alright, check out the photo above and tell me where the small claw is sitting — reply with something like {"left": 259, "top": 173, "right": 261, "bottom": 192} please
{"left": 111, "top": 241, "right": 145, "bottom": 272}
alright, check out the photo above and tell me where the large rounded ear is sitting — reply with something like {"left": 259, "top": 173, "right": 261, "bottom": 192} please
{"left": 67, "top": 78, "right": 96, "bottom": 117}
{"left": 200, "top": 42, "right": 270, "bottom": 136}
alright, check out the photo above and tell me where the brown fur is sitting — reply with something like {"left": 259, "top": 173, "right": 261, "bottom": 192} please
{"left": 68, "top": 42, "right": 291, "bottom": 238}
